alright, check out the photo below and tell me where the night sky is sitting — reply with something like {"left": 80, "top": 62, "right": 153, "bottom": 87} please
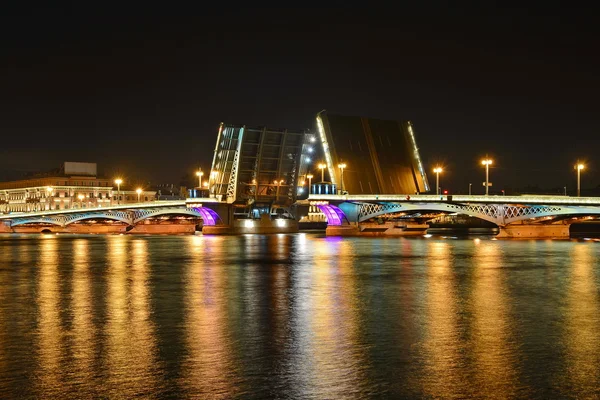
{"left": 1, "top": 4, "right": 599, "bottom": 194}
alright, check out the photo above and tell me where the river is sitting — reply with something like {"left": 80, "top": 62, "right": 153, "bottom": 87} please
{"left": 0, "top": 233, "right": 599, "bottom": 398}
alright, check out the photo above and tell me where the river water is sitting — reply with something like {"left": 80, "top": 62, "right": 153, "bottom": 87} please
{"left": 0, "top": 233, "right": 599, "bottom": 399}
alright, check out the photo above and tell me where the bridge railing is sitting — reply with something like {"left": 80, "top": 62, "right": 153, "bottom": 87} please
{"left": 307, "top": 194, "right": 600, "bottom": 206}
{"left": 0, "top": 200, "right": 187, "bottom": 220}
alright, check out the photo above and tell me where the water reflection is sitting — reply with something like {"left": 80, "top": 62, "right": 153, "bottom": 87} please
{"left": 561, "top": 243, "right": 600, "bottom": 396}
{"left": 35, "top": 237, "right": 63, "bottom": 397}
{"left": 422, "top": 241, "right": 468, "bottom": 397}
{"left": 1, "top": 234, "right": 600, "bottom": 398}
{"left": 307, "top": 238, "right": 369, "bottom": 398}
{"left": 105, "top": 236, "right": 160, "bottom": 398}
{"left": 182, "top": 235, "right": 239, "bottom": 398}
{"left": 470, "top": 241, "right": 520, "bottom": 397}
{"left": 70, "top": 239, "right": 95, "bottom": 392}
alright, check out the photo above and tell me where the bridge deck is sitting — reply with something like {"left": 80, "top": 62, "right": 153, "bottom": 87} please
{"left": 0, "top": 200, "right": 189, "bottom": 220}
{"left": 308, "top": 194, "right": 600, "bottom": 206}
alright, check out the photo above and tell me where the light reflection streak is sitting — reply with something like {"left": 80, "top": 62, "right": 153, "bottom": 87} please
{"left": 471, "top": 241, "right": 518, "bottom": 397}
{"left": 36, "top": 237, "right": 62, "bottom": 397}
{"left": 306, "top": 238, "right": 368, "bottom": 398}
{"left": 561, "top": 244, "right": 600, "bottom": 395}
{"left": 182, "top": 235, "right": 237, "bottom": 398}
{"left": 105, "top": 236, "right": 159, "bottom": 397}
{"left": 71, "top": 239, "right": 95, "bottom": 389}
{"left": 422, "top": 241, "right": 468, "bottom": 397}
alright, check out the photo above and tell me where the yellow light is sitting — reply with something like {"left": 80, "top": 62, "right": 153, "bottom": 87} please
{"left": 136, "top": 188, "right": 142, "bottom": 194}
{"left": 196, "top": 171, "right": 204, "bottom": 177}
{"left": 78, "top": 194, "right": 84, "bottom": 200}
{"left": 280, "top": 179, "right": 284, "bottom": 184}
{"left": 338, "top": 163, "right": 347, "bottom": 169}
{"left": 273, "top": 180, "right": 278, "bottom": 185}
{"left": 433, "top": 167, "right": 443, "bottom": 173}
{"left": 481, "top": 159, "right": 493, "bottom": 166}
{"left": 577, "top": 163, "right": 585, "bottom": 170}
{"left": 203, "top": 181, "right": 209, "bottom": 188}
{"left": 318, "top": 163, "right": 326, "bottom": 170}
{"left": 307, "top": 174, "right": 313, "bottom": 179}
{"left": 46, "top": 186, "right": 53, "bottom": 192}
{"left": 210, "top": 171, "right": 217, "bottom": 178}
{"left": 300, "top": 180, "right": 305, "bottom": 185}
{"left": 114, "top": 178, "right": 123, "bottom": 185}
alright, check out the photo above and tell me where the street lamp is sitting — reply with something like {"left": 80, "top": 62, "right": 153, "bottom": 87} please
{"left": 210, "top": 171, "right": 217, "bottom": 197}
{"left": 576, "top": 163, "right": 585, "bottom": 197}
{"left": 481, "top": 159, "right": 493, "bottom": 195}
{"left": 114, "top": 178, "right": 123, "bottom": 205}
{"left": 307, "top": 174, "right": 313, "bottom": 194}
{"left": 136, "top": 188, "right": 142, "bottom": 202}
{"left": 318, "top": 163, "right": 326, "bottom": 182}
{"left": 196, "top": 170, "right": 203, "bottom": 188}
{"left": 469, "top": 183, "right": 472, "bottom": 196}
{"left": 338, "top": 163, "right": 347, "bottom": 194}
{"left": 433, "top": 167, "right": 443, "bottom": 195}
{"left": 78, "top": 194, "right": 85, "bottom": 208}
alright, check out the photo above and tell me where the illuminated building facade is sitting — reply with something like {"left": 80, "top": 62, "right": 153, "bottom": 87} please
{"left": 0, "top": 162, "right": 155, "bottom": 213}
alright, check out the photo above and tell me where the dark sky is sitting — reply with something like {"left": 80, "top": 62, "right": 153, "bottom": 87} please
{"left": 1, "top": 4, "right": 599, "bottom": 193}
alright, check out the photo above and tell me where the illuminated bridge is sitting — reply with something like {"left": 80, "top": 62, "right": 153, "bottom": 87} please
{"left": 0, "top": 200, "right": 216, "bottom": 228}
{"left": 307, "top": 193, "right": 600, "bottom": 238}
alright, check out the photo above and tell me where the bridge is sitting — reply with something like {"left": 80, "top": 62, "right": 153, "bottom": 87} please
{"left": 307, "top": 193, "right": 600, "bottom": 237}
{"left": 0, "top": 200, "right": 225, "bottom": 230}
{"left": 3, "top": 110, "right": 599, "bottom": 238}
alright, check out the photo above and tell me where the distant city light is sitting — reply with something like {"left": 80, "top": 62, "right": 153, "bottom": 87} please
{"left": 307, "top": 147, "right": 313, "bottom": 153}
{"left": 305, "top": 157, "right": 311, "bottom": 163}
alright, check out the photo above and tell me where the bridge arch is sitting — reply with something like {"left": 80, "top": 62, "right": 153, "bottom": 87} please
{"left": 132, "top": 207, "right": 217, "bottom": 225}
{"left": 64, "top": 212, "right": 132, "bottom": 226}
{"left": 10, "top": 218, "right": 64, "bottom": 227}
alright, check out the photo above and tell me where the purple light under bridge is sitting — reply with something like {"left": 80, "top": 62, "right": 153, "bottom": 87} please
{"left": 315, "top": 204, "right": 347, "bottom": 226}
{"left": 192, "top": 207, "right": 221, "bottom": 226}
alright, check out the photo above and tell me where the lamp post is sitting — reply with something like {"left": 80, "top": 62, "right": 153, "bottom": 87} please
{"left": 469, "top": 183, "right": 472, "bottom": 196}
{"left": 318, "top": 163, "right": 326, "bottom": 182}
{"left": 481, "top": 159, "right": 493, "bottom": 195}
{"left": 210, "top": 171, "right": 217, "bottom": 197}
{"left": 307, "top": 174, "right": 313, "bottom": 194}
{"left": 576, "top": 163, "right": 584, "bottom": 197}
{"left": 433, "top": 167, "right": 443, "bottom": 195}
{"left": 196, "top": 170, "right": 203, "bottom": 188}
{"left": 338, "top": 163, "right": 347, "bottom": 194}
{"left": 114, "top": 178, "right": 123, "bottom": 205}
{"left": 136, "top": 188, "right": 142, "bottom": 202}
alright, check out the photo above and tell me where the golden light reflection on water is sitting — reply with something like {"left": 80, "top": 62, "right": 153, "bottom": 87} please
{"left": 105, "top": 236, "right": 159, "bottom": 397}
{"left": 307, "top": 238, "right": 368, "bottom": 398}
{"left": 422, "top": 241, "right": 468, "bottom": 397}
{"left": 71, "top": 239, "right": 95, "bottom": 389}
{"left": 471, "top": 241, "right": 518, "bottom": 397}
{"left": 0, "top": 240, "right": 11, "bottom": 382}
{"left": 36, "top": 237, "right": 62, "bottom": 397}
{"left": 561, "top": 243, "right": 600, "bottom": 396}
{"left": 182, "top": 235, "right": 238, "bottom": 398}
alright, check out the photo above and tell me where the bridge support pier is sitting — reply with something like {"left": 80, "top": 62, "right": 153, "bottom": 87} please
{"left": 497, "top": 224, "right": 570, "bottom": 239}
